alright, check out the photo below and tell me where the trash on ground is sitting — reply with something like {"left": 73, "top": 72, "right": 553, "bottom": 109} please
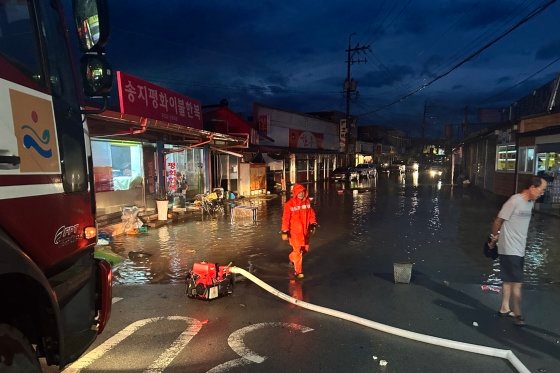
{"left": 97, "top": 231, "right": 111, "bottom": 245}
{"left": 122, "top": 206, "right": 144, "bottom": 234}
{"left": 480, "top": 284, "right": 501, "bottom": 293}
{"left": 128, "top": 251, "right": 152, "bottom": 260}
{"left": 97, "top": 238, "right": 110, "bottom": 245}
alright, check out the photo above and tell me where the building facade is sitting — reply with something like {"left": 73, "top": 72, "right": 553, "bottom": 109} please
{"left": 455, "top": 74, "right": 560, "bottom": 211}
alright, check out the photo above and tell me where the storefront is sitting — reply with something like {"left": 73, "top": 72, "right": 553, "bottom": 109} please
{"left": 203, "top": 105, "right": 256, "bottom": 193}
{"left": 253, "top": 103, "right": 343, "bottom": 185}
{"left": 87, "top": 111, "right": 218, "bottom": 216}
{"left": 87, "top": 72, "right": 246, "bottom": 220}
{"left": 518, "top": 126, "right": 560, "bottom": 205}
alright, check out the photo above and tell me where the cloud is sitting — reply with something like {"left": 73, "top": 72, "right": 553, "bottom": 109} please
{"left": 535, "top": 40, "right": 560, "bottom": 60}
{"left": 85, "top": 0, "right": 560, "bottom": 137}
{"left": 359, "top": 65, "right": 416, "bottom": 88}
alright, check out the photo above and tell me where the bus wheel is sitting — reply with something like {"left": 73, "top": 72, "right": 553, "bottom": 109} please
{"left": 0, "top": 323, "right": 41, "bottom": 372}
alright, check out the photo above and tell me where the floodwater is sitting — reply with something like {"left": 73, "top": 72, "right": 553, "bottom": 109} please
{"left": 107, "top": 172, "right": 560, "bottom": 287}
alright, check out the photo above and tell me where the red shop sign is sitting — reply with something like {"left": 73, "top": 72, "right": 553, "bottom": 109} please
{"left": 116, "top": 71, "right": 202, "bottom": 129}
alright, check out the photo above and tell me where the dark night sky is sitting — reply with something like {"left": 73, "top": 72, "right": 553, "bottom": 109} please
{"left": 89, "top": 0, "right": 560, "bottom": 137}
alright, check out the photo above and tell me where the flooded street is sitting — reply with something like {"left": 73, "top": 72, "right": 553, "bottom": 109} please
{"left": 62, "top": 173, "right": 560, "bottom": 373}
{"left": 108, "top": 172, "right": 560, "bottom": 287}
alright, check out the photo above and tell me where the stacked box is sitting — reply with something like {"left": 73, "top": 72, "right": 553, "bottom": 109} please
{"left": 231, "top": 206, "right": 258, "bottom": 222}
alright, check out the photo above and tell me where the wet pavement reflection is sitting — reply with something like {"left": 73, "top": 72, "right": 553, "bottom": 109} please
{"left": 107, "top": 172, "right": 560, "bottom": 287}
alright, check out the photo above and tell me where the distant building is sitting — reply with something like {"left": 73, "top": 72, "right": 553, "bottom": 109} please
{"left": 456, "top": 73, "right": 560, "bottom": 210}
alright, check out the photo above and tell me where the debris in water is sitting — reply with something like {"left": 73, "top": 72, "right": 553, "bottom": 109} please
{"left": 128, "top": 251, "right": 152, "bottom": 260}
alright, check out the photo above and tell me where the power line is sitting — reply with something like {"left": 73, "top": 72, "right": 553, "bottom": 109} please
{"left": 357, "top": 0, "right": 557, "bottom": 118}
{"left": 482, "top": 55, "right": 560, "bottom": 103}
{"left": 429, "top": 0, "right": 534, "bottom": 79}
{"left": 357, "top": 0, "right": 536, "bottom": 111}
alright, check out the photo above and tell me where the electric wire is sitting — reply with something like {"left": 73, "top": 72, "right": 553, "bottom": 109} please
{"left": 431, "top": 0, "right": 534, "bottom": 77}
{"left": 356, "top": 0, "right": 558, "bottom": 118}
{"left": 111, "top": 3, "right": 557, "bottom": 125}
{"left": 360, "top": 0, "right": 394, "bottom": 44}
{"left": 362, "top": 0, "right": 538, "bottom": 106}
{"left": 350, "top": 0, "right": 542, "bottom": 119}
{"left": 482, "top": 55, "right": 560, "bottom": 103}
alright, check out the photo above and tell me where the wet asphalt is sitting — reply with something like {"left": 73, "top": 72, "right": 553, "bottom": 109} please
{"left": 53, "top": 172, "right": 560, "bottom": 372}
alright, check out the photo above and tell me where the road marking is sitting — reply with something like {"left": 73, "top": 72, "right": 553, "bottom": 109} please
{"left": 207, "top": 322, "right": 313, "bottom": 373}
{"left": 144, "top": 316, "right": 203, "bottom": 373}
{"left": 112, "top": 297, "right": 123, "bottom": 304}
{"left": 63, "top": 316, "right": 202, "bottom": 373}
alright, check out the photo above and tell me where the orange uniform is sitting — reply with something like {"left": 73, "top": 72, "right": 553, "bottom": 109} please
{"left": 281, "top": 183, "right": 317, "bottom": 277}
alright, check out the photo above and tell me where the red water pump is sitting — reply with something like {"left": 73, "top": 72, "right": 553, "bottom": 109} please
{"left": 186, "top": 262, "right": 234, "bottom": 300}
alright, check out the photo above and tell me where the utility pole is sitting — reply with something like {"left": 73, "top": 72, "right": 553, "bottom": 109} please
{"left": 343, "top": 33, "right": 369, "bottom": 154}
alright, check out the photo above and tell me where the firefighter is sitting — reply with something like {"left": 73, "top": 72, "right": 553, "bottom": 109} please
{"left": 281, "top": 183, "right": 318, "bottom": 279}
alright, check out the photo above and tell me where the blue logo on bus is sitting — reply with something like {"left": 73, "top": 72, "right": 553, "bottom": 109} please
{"left": 21, "top": 124, "right": 52, "bottom": 158}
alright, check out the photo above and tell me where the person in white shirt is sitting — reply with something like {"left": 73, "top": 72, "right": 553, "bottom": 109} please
{"left": 489, "top": 176, "right": 547, "bottom": 326}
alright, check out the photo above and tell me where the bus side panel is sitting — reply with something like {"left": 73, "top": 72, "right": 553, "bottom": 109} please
{"left": 0, "top": 189, "right": 96, "bottom": 271}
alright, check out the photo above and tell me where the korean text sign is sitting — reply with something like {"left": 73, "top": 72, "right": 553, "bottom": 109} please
{"left": 116, "top": 71, "right": 202, "bottom": 129}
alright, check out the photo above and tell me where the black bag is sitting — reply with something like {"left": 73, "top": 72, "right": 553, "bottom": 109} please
{"left": 483, "top": 241, "right": 499, "bottom": 260}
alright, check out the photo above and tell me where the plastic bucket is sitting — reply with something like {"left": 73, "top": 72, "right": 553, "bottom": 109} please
{"left": 393, "top": 262, "right": 412, "bottom": 284}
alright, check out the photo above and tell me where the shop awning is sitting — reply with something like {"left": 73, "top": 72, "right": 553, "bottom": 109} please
{"left": 86, "top": 108, "right": 247, "bottom": 148}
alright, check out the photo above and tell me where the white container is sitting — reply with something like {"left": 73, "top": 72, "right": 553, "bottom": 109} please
{"left": 156, "top": 200, "right": 169, "bottom": 221}
{"left": 393, "top": 262, "right": 412, "bottom": 284}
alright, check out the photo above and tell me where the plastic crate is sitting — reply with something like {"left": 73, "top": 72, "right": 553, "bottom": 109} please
{"left": 231, "top": 206, "right": 258, "bottom": 222}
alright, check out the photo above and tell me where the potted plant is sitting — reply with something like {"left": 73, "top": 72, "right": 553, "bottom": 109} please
{"left": 155, "top": 188, "right": 169, "bottom": 220}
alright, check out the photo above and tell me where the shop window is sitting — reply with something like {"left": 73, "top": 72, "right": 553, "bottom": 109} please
{"left": 517, "top": 146, "right": 535, "bottom": 173}
{"left": 165, "top": 147, "right": 205, "bottom": 194}
{"left": 496, "top": 145, "right": 516, "bottom": 171}
{"left": 91, "top": 140, "right": 143, "bottom": 191}
{"left": 537, "top": 152, "right": 558, "bottom": 178}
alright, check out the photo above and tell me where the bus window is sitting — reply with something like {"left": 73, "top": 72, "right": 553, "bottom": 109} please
{"left": 0, "top": 0, "right": 43, "bottom": 84}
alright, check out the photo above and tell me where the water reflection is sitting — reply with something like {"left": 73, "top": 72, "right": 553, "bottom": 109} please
{"left": 288, "top": 279, "right": 303, "bottom": 300}
{"left": 106, "top": 176, "right": 560, "bottom": 287}
{"left": 412, "top": 170, "right": 419, "bottom": 187}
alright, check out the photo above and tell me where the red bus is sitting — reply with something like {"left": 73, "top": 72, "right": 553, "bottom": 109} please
{"left": 0, "top": 0, "right": 113, "bottom": 371}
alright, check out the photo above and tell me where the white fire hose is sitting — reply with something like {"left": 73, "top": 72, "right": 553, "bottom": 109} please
{"left": 229, "top": 266, "right": 529, "bottom": 373}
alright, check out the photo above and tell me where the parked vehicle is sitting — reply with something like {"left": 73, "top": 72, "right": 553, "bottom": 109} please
{"left": 389, "top": 160, "right": 406, "bottom": 174}
{"left": 427, "top": 164, "right": 444, "bottom": 178}
{"left": 378, "top": 162, "right": 390, "bottom": 173}
{"left": 331, "top": 166, "right": 358, "bottom": 181}
{"left": 406, "top": 160, "right": 419, "bottom": 172}
{"left": 0, "top": 1, "right": 113, "bottom": 371}
{"left": 355, "top": 163, "right": 377, "bottom": 179}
